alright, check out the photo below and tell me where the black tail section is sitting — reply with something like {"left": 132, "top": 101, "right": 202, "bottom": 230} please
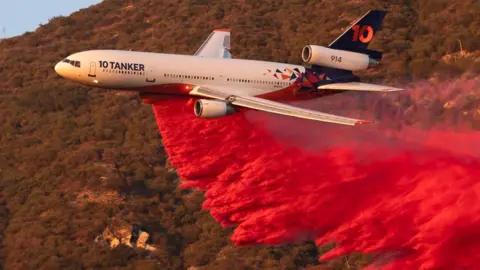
{"left": 328, "top": 10, "right": 387, "bottom": 51}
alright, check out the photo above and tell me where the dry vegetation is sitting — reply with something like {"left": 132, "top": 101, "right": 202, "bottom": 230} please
{"left": 0, "top": 0, "right": 479, "bottom": 269}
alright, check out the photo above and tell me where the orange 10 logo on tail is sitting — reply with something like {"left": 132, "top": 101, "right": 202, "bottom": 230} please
{"left": 351, "top": 25, "right": 374, "bottom": 43}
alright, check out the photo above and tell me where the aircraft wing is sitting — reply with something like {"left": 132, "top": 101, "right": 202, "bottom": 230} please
{"left": 189, "top": 85, "right": 369, "bottom": 126}
{"left": 194, "top": 29, "right": 232, "bottom": 59}
{"left": 318, "top": 82, "right": 404, "bottom": 92}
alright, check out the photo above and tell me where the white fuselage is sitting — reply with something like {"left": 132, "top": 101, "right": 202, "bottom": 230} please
{"left": 55, "top": 50, "right": 306, "bottom": 98}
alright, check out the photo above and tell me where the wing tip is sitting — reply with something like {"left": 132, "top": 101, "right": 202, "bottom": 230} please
{"left": 386, "top": 88, "right": 406, "bottom": 92}
{"left": 214, "top": 28, "right": 232, "bottom": 33}
{"left": 355, "top": 120, "right": 372, "bottom": 125}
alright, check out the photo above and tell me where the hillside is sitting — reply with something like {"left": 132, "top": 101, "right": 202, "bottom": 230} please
{"left": 0, "top": 0, "right": 479, "bottom": 269}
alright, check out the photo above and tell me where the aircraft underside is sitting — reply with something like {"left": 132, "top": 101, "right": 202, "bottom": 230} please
{"left": 136, "top": 82, "right": 342, "bottom": 104}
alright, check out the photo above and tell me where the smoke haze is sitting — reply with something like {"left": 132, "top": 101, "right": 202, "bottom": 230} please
{"left": 152, "top": 78, "right": 479, "bottom": 269}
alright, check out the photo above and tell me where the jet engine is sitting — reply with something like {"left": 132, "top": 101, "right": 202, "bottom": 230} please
{"left": 194, "top": 99, "right": 236, "bottom": 118}
{"left": 302, "top": 45, "right": 379, "bottom": 71}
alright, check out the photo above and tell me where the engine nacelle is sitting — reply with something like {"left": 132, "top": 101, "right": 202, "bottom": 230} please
{"left": 302, "top": 45, "right": 379, "bottom": 71}
{"left": 194, "top": 99, "right": 236, "bottom": 118}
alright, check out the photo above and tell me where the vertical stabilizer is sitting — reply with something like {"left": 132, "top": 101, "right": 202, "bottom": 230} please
{"left": 328, "top": 10, "right": 387, "bottom": 51}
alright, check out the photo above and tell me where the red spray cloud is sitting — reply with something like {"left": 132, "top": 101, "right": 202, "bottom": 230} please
{"left": 151, "top": 78, "right": 480, "bottom": 269}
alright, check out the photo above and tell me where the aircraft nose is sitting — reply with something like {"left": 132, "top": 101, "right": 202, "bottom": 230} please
{"left": 54, "top": 61, "right": 65, "bottom": 77}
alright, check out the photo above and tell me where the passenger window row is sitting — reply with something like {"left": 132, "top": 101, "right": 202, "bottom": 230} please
{"left": 63, "top": 59, "right": 81, "bottom": 68}
{"left": 103, "top": 69, "right": 145, "bottom": 76}
{"left": 164, "top": 74, "right": 215, "bottom": 81}
{"left": 227, "top": 78, "right": 290, "bottom": 86}
{"left": 162, "top": 73, "right": 288, "bottom": 86}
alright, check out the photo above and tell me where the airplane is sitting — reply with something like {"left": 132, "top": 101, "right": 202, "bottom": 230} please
{"left": 54, "top": 10, "right": 403, "bottom": 126}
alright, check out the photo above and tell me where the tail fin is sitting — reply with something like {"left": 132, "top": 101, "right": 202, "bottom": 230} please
{"left": 328, "top": 10, "right": 387, "bottom": 51}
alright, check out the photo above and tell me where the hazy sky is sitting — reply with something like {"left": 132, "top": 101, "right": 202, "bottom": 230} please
{"left": 0, "top": 0, "right": 102, "bottom": 38}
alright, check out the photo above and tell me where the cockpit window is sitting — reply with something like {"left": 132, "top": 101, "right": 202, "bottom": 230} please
{"left": 62, "top": 59, "right": 81, "bottom": 68}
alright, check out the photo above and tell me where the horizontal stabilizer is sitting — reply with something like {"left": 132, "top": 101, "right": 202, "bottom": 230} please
{"left": 318, "top": 82, "right": 404, "bottom": 92}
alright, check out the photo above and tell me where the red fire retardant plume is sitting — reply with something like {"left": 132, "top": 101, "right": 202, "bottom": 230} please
{"left": 151, "top": 79, "right": 480, "bottom": 269}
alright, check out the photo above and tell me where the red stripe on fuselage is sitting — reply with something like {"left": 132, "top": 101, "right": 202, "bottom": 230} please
{"left": 136, "top": 83, "right": 194, "bottom": 95}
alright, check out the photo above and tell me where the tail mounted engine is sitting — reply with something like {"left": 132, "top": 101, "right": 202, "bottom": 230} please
{"left": 302, "top": 45, "right": 380, "bottom": 72}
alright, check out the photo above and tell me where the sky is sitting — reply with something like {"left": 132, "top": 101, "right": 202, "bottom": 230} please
{"left": 0, "top": 0, "right": 102, "bottom": 38}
